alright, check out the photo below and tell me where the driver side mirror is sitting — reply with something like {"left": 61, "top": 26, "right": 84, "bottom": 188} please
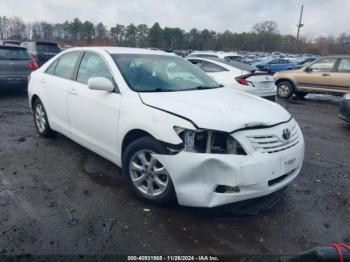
{"left": 305, "top": 67, "right": 313, "bottom": 73}
{"left": 88, "top": 77, "right": 114, "bottom": 92}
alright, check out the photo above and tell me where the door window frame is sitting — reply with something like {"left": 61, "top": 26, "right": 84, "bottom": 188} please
{"left": 74, "top": 51, "right": 119, "bottom": 93}
{"left": 307, "top": 58, "right": 339, "bottom": 73}
{"left": 44, "top": 51, "right": 83, "bottom": 80}
{"left": 334, "top": 58, "right": 350, "bottom": 73}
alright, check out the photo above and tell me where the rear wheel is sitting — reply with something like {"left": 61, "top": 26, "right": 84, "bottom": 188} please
{"left": 33, "top": 99, "right": 55, "bottom": 137}
{"left": 122, "top": 136, "right": 176, "bottom": 205}
{"left": 277, "top": 81, "right": 294, "bottom": 99}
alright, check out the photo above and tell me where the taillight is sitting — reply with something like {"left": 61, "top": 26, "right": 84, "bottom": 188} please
{"left": 236, "top": 77, "right": 249, "bottom": 86}
{"left": 27, "top": 60, "right": 38, "bottom": 70}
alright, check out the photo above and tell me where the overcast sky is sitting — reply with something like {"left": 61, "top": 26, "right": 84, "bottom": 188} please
{"left": 1, "top": 0, "right": 349, "bottom": 39}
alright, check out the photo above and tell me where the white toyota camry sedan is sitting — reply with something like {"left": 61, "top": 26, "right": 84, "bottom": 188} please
{"left": 28, "top": 47, "right": 305, "bottom": 208}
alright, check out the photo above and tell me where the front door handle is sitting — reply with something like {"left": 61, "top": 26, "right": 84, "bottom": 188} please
{"left": 322, "top": 73, "right": 330, "bottom": 77}
{"left": 40, "top": 79, "right": 46, "bottom": 84}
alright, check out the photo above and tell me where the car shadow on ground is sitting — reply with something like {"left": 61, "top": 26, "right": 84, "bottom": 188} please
{"left": 0, "top": 89, "right": 27, "bottom": 99}
{"left": 284, "top": 93, "right": 343, "bottom": 105}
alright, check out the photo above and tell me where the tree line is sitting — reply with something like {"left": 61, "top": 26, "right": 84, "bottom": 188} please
{"left": 1, "top": 16, "right": 349, "bottom": 55}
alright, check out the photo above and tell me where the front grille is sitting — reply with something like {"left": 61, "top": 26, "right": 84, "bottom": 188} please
{"left": 248, "top": 122, "right": 300, "bottom": 154}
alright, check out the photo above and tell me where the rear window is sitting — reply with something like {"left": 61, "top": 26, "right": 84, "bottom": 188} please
{"left": 53, "top": 52, "right": 81, "bottom": 79}
{"left": 36, "top": 43, "right": 60, "bottom": 53}
{"left": 0, "top": 47, "right": 31, "bottom": 60}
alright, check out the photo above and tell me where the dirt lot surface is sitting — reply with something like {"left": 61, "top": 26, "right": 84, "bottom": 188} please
{"left": 0, "top": 91, "right": 349, "bottom": 257}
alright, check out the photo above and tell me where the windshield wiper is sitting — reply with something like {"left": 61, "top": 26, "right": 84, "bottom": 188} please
{"left": 192, "top": 85, "right": 222, "bottom": 90}
{"left": 138, "top": 88, "right": 177, "bottom": 92}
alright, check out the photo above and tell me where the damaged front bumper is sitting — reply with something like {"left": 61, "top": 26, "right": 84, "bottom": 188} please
{"left": 155, "top": 121, "right": 305, "bottom": 208}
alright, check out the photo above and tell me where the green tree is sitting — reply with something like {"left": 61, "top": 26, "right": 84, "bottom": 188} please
{"left": 69, "top": 18, "right": 83, "bottom": 40}
{"left": 95, "top": 22, "right": 107, "bottom": 41}
{"left": 137, "top": 24, "right": 148, "bottom": 47}
{"left": 188, "top": 28, "right": 200, "bottom": 50}
{"left": 147, "top": 22, "right": 163, "bottom": 48}
{"left": 125, "top": 23, "right": 137, "bottom": 47}
{"left": 82, "top": 21, "right": 95, "bottom": 42}
{"left": 110, "top": 24, "right": 125, "bottom": 45}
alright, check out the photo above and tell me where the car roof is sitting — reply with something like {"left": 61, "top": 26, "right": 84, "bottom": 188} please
{"left": 189, "top": 51, "right": 240, "bottom": 57}
{"left": 187, "top": 56, "right": 254, "bottom": 72}
{"left": 67, "top": 46, "right": 173, "bottom": 56}
{"left": 0, "top": 45, "right": 26, "bottom": 50}
{"left": 23, "top": 41, "right": 58, "bottom": 45}
{"left": 2, "top": 39, "right": 21, "bottom": 43}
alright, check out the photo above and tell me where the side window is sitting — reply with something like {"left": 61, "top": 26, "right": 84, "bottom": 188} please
{"left": 201, "top": 62, "right": 226, "bottom": 73}
{"left": 77, "top": 52, "right": 113, "bottom": 84}
{"left": 338, "top": 59, "right": 350, "bottom": 73}
{"left": 269, "top": 59, "right": 279, "bottom": 65}
{"left": 54, "top": 52, "right": 81, "bottom": 79}
{"left": 45, "top": 59, "right": 59, "bottom": 75}
{"left": 309, "top": 58, "right": 337, "bottom": 72}
{"left": 188, "top": 59, "right": 204, "bottom": 68}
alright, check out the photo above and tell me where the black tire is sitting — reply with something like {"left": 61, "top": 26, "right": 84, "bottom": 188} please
{"left": 277, "top": 81, "right": 294, "bottom": 99}
{"left": 295, "top": 91, "right": 308, "bottom": 99}
{"left": 122, "top": 136, "right": 176, "bottom": 206}
{"left": 33, "top": 98, "right": 55, "bottom": 138}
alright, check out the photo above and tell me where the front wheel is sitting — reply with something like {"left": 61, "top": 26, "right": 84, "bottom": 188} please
{"left": 122, "top": 136, "right": 176, "bottom": 206}
{"left": 277, "top": 81, "right": 294, "bottom": 99}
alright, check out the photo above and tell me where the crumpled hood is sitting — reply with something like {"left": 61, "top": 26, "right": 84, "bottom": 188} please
{"left": 139, "top": 88, "right": 291, "bottom": 132}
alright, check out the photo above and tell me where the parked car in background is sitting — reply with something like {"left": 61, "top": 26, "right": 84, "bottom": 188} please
{"left": 275, "top": 56, "right": 350, "bottom": 99}
{"left": 21, "top": 41, "right": 61, "bottom": 66}
{"left": 61, "top": 44, "right": 74, "bottom": 51}
{"left": 28, "top": 47, "right": 304, "bottom": 208}
{"left": 255, "top": 58, "right": 298, "bottom": 73}
{"left": 187, "top": 57, "right": 277, "bottom": 101}
{"left": 338, "top": 93, "right": 350, "bottom": 123}
{"left": 297, "top": 57, "right": 317, "bottom": 66}
{"left": 0, "top": 45, "right": 38, "bottom": 91}
{"left": 0, "top": 39, "right": 21, "bottom": 46}
{"left": 186, "top": 51, "right": 243, "bottom": 62}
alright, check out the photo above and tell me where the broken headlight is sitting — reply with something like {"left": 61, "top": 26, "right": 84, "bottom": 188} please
{"left": 174, "top": 127, "right": 246, "bottom": 155}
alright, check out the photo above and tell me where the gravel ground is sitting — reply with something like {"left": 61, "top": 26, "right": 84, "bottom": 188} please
{"left": 0, "top": 91, "right": 349, "bottom": 257}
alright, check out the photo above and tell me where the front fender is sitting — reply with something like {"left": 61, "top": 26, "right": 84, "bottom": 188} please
{"left": 116, "top": 95, "right": 195, "bottom": 164}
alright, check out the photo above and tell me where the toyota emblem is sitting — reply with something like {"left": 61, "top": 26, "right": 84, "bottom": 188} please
{"left": 282, "top": 128, "right": 291, "bottom": 140}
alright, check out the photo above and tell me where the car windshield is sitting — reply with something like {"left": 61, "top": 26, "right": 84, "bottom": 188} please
{"left": 112, "top": 54, "right": 221, "bottom": 92}
{"left": 36, "top": 43, "right": 60, "bottom": 53}
{"left": 0, "top": 47, "right": 31, "bottom": 60}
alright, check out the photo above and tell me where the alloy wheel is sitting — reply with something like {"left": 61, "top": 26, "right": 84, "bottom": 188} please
{"left": 278, "top": 84, "right": 291, "bottom": 97}
{"left": 35, "top": 103, "right": 47, "bottom": 133}
{"left": 129, "top": 150, "right": 170, "bottom": 197}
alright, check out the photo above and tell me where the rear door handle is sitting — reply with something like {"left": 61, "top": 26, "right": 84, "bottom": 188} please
{"left": 322, "top": 73, "right": 330, "bottom": 77}
{"left": 40, "top": 79, "right": 46, "bottom": 84}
